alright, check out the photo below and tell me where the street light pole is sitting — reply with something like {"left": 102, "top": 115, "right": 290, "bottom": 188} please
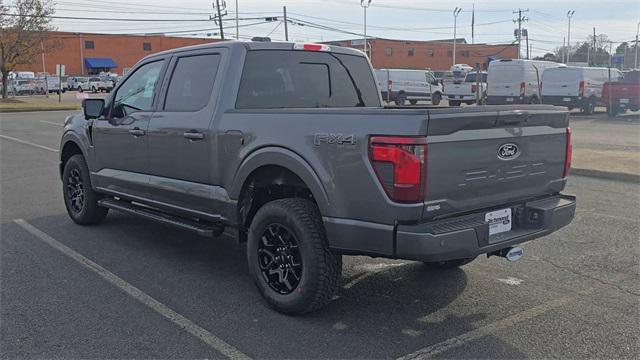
{"left": 361, "top": 0, "right": 372, "bottom": 57}
{"left": 635, "top": 21, "right": 639, "bottom": 69}
{"left": 453, "top": 7, "right": 462, "bottom": 67}
{"left": 566, "top": 10, "right": 575, "bottom": 63}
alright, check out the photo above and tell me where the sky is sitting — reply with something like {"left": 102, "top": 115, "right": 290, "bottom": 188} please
{"left": 7, "top": 0, "right": 640, "bottom": 57}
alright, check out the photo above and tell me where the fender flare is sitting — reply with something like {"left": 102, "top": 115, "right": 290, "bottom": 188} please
{"left": 229, "top": 146, "right": 331, "bottom": 213}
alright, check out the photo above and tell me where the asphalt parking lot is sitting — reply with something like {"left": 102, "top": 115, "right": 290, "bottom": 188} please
{"left": 1, "top": 110, "right": 638, "bottom": 359}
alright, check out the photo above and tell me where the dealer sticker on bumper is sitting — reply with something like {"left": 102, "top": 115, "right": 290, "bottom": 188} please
{"left": 485, "top": 208, "right": 512, "bottom": 235}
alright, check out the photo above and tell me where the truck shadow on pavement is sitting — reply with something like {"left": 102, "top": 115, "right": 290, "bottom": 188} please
{"left": 25, "top": 212, "right": 520, "bottom": 358}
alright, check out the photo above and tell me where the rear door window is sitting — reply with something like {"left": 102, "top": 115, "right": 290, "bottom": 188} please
{"left": 164, "top": 54, "right": 221, "bottom": 112}
{"left": 236, "top": 50, "right": 380, "bottom": 108}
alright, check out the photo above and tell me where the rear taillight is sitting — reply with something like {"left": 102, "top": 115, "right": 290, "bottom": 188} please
{"left": 563, "top": 127, "right": 572, "bottom": 177}
{"left": 471, "top": 84, "right": 477, "bottom": 93}
{"left": 369, "top": 136, "right": 427, "bottom": 203}
{"left": 519, "top": 82, "right": 526, "bottom": 97}
{"left": 293, "top": 43, "right": 331, "bottom": 52}
{"left": 578, "top": 81, "right": 585, "bottom": 98}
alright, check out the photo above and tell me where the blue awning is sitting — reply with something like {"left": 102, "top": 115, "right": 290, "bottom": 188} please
{"left": 84, "top": 57, "right": 117, "bottom": 69}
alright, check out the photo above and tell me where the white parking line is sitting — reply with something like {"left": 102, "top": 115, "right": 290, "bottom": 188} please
{"left": 39, "top": 120, "right": 64, "bottom": 127}
{"left": 13, "top": 219, "right": 251, "bottom": 360}
{"left": 396, "top": 281, "right": 610, "bottom": 360}
{"left": 0, "top": 134, "right": 59, "bottom": 152}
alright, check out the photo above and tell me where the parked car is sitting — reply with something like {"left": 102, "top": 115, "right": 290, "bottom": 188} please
{"left": 602, "top": 69, "right": 640, "bottom": 117}
{"left": 12, "top": 79, "right": 34, "bottom": 95}
{"left": 445, "top": 71, "right": 487, "bottom": 106}
{"left": 486, "top": 59, "right": 558, "bottom": 104}
{"left": 450, "top": 64, "right": 473, "bottom": 82}
{"left": 77, "top": 77, "right": 110, "bottom": 93}
{"left": 541, "top": 66, "right": 622, "bottom": 114}
{"left": 375, "top": 68, "right": 443, "bottom": 105}
{"left": 67, "top": 76, "right": 89, "bottom": 91}
{"left": 35, "top": 76, "right": 66, "bottom": 94}
{"left": 99, "top": 76, "right": 115, "bottom": 92}
{"left": 60, "top": 41, "right": 575, "bottom": 315}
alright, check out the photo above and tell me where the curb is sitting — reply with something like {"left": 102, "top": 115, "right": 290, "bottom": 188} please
{"left": 571, "top": 168, "right": 640, "bottom": 183}
{"left": 0, "top": 107, "right": 80, "bottom": 113}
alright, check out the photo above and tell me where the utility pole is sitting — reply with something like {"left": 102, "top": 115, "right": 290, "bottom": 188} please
{"left": 609, "top": 41, "right": 613, "bottom": 67}
{"left": 283, "top": 6, "right": 289, "bottom": 41}
{"left": 235, "top": 0, "right": 239, "bottom": 39}
{"left": 513, "top": 8, "right": 529, "bottom": 60}
{"left": 593, "top": 27, "right": 597, "bottom": 66}
{"left": 453, "top": 7, "right": 462, "bottom": 66}
{"left": 526, "top": 31, "right": 530, "bottom": 59}
{"left": 566, "top": 10, "right": 575, "bottom": 63}
{"left": 361, "top": 0, "right": 372, "bottom": 57}
{"left": 562, "top": 37, "right": 566, "bottom": 63}
{"left": 213, "top": 0, "right": 225, "bottom": 40}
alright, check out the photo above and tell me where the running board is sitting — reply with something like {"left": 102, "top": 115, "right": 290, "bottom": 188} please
{"left": 98, "top": 198, "right": 224, "bottom": 237}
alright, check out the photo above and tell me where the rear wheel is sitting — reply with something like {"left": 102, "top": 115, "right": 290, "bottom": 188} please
{"left": 247, "top": 198, "right": 342, "bottom": 315}
{"left": 431, "top": 92, "right": 442, "bottom": 106}
{"left": 583, "top": 98, "right": 596, "bottom": 115}
{"left": 529, "top": 96, "right": 540, "bottom": 104}
{"left": 62, "top": 154, "right": 108, "bottom": 225}
{"left": 424, "top": 257, "right": 476, "bottom": 269}
{"left": 394, "top": 93, "right": 407, "bottom": 106}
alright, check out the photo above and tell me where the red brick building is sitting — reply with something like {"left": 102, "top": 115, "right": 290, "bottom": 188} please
{"left": 327, "top": 38, "right": 518, "bottom": 71}
{"left": 17, "top": 32, "right": 219, "bottom": 76}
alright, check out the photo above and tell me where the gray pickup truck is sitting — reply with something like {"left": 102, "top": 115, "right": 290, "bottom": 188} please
{"left": 60, "top": 41, "right": 576, "bottom": 314}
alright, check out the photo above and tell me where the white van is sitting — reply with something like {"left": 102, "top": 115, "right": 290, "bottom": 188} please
{"left": 375, "top": 69, "right": 443, "bottom": 105}
{"left": 486, "top": 59, "right": 558, "bottom": 104}
{"left": 541, "top": 66, "right": 623, "bottom": 114}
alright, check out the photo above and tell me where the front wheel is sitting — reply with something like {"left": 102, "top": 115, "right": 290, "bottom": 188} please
{"left": 431, "top": 92, "right": 441, "bottom": 106}
{"left": 247, "top": 198, "right": 342, "bottom": 315}
{"left": 62, "top": 154, "right": 108, "bottom": 225}
{"left": 424, "top": 257, "right": 476, "bottom": 269}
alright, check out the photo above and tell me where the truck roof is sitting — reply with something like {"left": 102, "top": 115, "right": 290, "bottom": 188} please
{"left": 148, "top": 40, "right": 365, "bottom": 58}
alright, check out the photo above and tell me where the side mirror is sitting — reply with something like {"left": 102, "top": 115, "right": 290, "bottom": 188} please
{"left": 83, "top": 98, "right": 104, "bottom": 119}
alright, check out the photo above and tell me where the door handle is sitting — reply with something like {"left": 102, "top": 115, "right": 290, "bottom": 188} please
{"left": 183, "top": 131, "right": 205, "bottom": 140}
{"left": 129, "top": 127, "right": 145, "bottom": 137}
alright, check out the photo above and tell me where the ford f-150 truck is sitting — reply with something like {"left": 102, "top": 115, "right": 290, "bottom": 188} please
{"left": 445, "top": 71, "right": 487, "bottom": 106}
{"left": 60, "top": 41, "right": 576, "bottom": 315}
{"left": 602, "top": 70, "right": 640, "bottom": 117}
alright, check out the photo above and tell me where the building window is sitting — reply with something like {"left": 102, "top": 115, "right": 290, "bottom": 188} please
{"left": 428, "top": 49, "right": 434, "bottom": 57}
{"left": 447, "top": 50, "right": 453, "bottom": 57}
{"left": 408, "top": 48, "right": 414, "bottom": 57}
{"left": 143, "top": 42, "right": 152, "bottom": 51}
{"left": 461, "top": 50, "right": 470, "bottom": 57}
{"left": 385, "top": 47, "right": 393, "bottom": 56}
{"left": 85, "top": 40, "right": 94, "bottom": 49}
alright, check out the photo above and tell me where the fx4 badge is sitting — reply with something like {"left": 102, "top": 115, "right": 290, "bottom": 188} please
{"left": 314, "top": 133, "right": 357, "bottom": 146}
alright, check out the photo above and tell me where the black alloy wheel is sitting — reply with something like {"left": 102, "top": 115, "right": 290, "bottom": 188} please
{"left": 66, "top": 168, "right": 85, "bottom": 213}
{"left": 258, "top": 223, "right": 303, "bottom": 294}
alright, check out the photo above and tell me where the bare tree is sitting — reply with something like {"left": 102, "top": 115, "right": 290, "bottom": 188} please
{"left": 0, "top": 0, "right": 56, "bottom": 99}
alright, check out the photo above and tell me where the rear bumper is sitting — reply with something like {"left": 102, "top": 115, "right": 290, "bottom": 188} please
{"left": 324, "top": 194, "right": 576, "bottom": 262}
{"left": 446, "top": 94, "right": 476, "bottom": 101}
{"left": 486, "top": 95, "right": 526, "bottom": 104}
{"left": 542, "top": 96, "right": 583, "bottom": 108}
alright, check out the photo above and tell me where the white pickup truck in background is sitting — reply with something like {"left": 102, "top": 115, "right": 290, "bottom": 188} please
{"left": 445, "top": 71, "right": 487, "bottom": 106}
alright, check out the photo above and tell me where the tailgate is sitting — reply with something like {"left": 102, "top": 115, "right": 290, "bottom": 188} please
{"left": 424, "top": 106, "right": 569, "bottom": 219}
{"left": 446, "top": 83, "right": 470, "bottom": 96}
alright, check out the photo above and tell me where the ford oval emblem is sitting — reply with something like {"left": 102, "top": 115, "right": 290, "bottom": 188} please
{"left": 497, "top": 143, "right": 520, "bottom": 160}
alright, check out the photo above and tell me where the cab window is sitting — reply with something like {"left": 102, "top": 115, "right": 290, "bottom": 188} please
{"left": 111, "top": 60, "right": 164, "bottom": 118}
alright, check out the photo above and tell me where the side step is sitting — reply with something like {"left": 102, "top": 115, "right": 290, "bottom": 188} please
{"left": 98, "top": 198, "right": 224, "bottom": 237}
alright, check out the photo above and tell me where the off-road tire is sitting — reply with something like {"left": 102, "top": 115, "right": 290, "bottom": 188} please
{"left": 247, "top": 198, "right": 342, "bottom": 315}
{"left": 62, "top": 154, "right": 108, "bottom": 225}
{"left": 424, "top": 257, "right": 476, "bottom": 269}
